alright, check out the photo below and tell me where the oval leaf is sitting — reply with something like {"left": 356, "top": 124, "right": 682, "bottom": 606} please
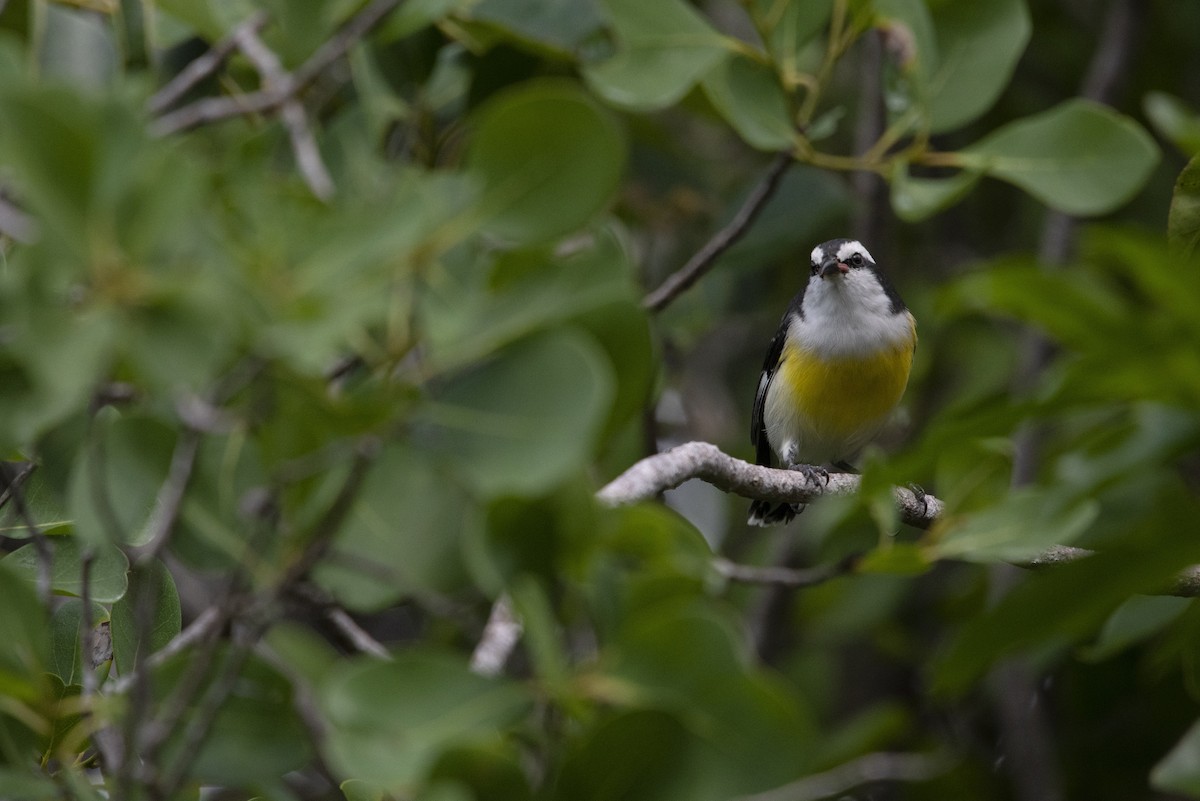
{"left": 701, "top": 54, "right": 795, "bottom": 151}
{"left": 467, "top": 81, "right": 625, "bottom": 245}
{"left": 1169, "top": 154, "right": 1200, "bottom": 258}
{"left": 963, "top": 99, "right": 1160, "bottom": 215}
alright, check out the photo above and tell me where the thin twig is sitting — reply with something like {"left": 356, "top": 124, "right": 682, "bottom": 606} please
{"left": 134, "top": 428, "right": 202, "bottom": 564}
{"left": 737, "top": 751, "right": 949, "bottom": 801}
{"left": 145, "top": 11, "right": 270, "bottom": 115}
{"left": 234, "top": 27, "right": 336, "bottom": 200}
{"left": 2, "top": 463, "right": 54, "bottom": 606}
{"left": 642, "top": 150, "right": 794, "bottom": 313}
{"left": 152, "top": 0, "right": 402, "bottom": 136}
{"left": 714, "top": 554, "right": 861, "bottom": 590}
{"left": 327, "top": 607, "right": 391, "bottom": 659}
{"left": 470, "top": 594, "right": 522, "bottom": 677}
{"left": 596, "top": 441, "right": 942, "bottom": 529}
{"left": 105, "top": 606, "right": 225, "bottom": 696}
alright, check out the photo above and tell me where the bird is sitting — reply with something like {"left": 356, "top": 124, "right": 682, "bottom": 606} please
{"left": 748, "top": 238, "right": 916, "bottom": 526}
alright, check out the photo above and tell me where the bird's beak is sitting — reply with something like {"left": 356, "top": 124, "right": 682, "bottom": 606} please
{"left": 819, "top": 259, "right": 849, "bottom": 278}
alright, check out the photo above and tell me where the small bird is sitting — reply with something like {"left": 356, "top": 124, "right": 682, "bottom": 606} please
{"left": 748, "top": 238, "right": 916, "bottom": 526}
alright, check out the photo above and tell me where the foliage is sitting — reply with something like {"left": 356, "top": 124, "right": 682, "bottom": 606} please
{"left": 0, "top": 0, "right": 1198, "bottom": 800}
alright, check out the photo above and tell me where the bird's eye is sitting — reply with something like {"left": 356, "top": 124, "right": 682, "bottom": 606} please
{"left": 849, "top": 253, "right": 864, "bottom": 267}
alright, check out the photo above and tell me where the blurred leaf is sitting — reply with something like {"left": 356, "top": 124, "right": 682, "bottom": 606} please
{"left": 2, "top": 537, "right": 129, "bottom": 603}
{"left": 0, "top": 770, "right": 57, "bottom": 801}
{"left": 467, "top": 81, "right": 625, "bottom": 245}
{"left": 1169, "top": 155, "right": 1200, "bottom": 258}
{"left": 874, "top": 0, "right": 937, "bottom": 87}
{"left": 890, "top": 163, "right": 982, "bottom": 221}
{"left": 926, "top": 0, "right": 1029, "bottom": 133}
{"left": 321, "top": 650, "right": 531, "bottom": 790}
{"left": 156, "top": 649, "right": 313, "bottom": 786}
{"left": 1153, "top": 718, "right": 1200, "bottom": 798}
{"left": 508, "top": 574, "right": 569, "bottom": 691}
{"left": 68, "top": 411, "right": 177, "bottom": 548}
{"left": 584, "top": 0, "right": 728, "bottom": 110}
{"left": 39, "top": 4, "right": 118, "bottom": 88}
{"left": 931, "top": 488, "right": 1099, "bottom": 563}
{"left": 469, "top": 0, "right": 606, "bottom": 52}
{"left": 110, "top": 559, "right": 182, "bottom": 675}
{"left": 341, "top": 779, "right": 385, "bottom": 801}
{"left": 417, "top": 330, "right": 615, "bottom": 497}
{"left": 1081, "top": 595, "right": 1191, "bottom": 662}
{"left": 49, "top": 598, "right": 107, "bottom": 685}
{"left": 0, "top": 561, "right": 49, "bottom": 693}
{"left": 429, "top": 742, "right": 534, "bottom": 801}
{"left": 701, "top": 54, "right": 795, "bottom": 151}
{"left": 749, "top": 0, "right": 831, "bottom": 69}
{"left": 312, "top": 443, "right": 471, "bottom": 612}
{"left": 1145, "top": 91, "right": 1200, "bottom": 156}
{"left": 858, "top": 543, "right": 932, "bottom": 575}
{"left": 962, "top": 99, "right": 1160, "bottom": 215}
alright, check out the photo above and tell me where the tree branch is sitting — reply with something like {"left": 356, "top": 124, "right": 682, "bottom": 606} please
{"left": 470, "top": 594, "right": 522, "bottom": 677}
{"left": 737, "top": 751, "right": 949, "bottom": 801}
{"left": 145, "top": 11, "right": 270, "bottom": 116}
{"left": 596, "top": 441, "right": 942, "bottom": 529}
{"left": 151, "top": 0, "right": 402, "bottom": 136}
{"left": 714, "top": 554, "right": 861, "bottom": 589}
{"left": 641, "top": 150, "right": 793, "bottom": 313}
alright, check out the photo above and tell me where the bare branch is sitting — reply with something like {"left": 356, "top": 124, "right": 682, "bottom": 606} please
{"left": 132, "top": 427, "right": 202, "bottom": 564}
{"left": 596, "top": 441, "right": 943, "bottom": 530}
{"left": 105, "top": 606, "right": 225, "bottom": 696}
{"left": 714, "top": 554, "right": 861, "bottom": 590}
{"left": 145, "top": 11, "right": 270, "bottom": 115}
{"left": 737, "top": 751, "right": 949, "bottom": 801}
{"left": 327, "top": 607, "right": 391, "bottom": 660}
{"left": 642, "top": 150, "right": 793, "bottom": 313}
{"left": 234, "top": 28, "right": 336, "bottom": 201}
{"left": 470, "top": 594, "right": 522, "bottom": 677}
{"left": 152, "top": 0, "right": 402, "bottom": 136}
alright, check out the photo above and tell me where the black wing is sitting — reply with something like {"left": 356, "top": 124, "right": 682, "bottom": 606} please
{"left": 750, "top": 316, "right": 789, "bottom": 468}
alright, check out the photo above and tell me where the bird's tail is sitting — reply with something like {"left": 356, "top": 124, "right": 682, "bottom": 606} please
{"left": 746, "top": 500, "right": 802, "bottom": 527}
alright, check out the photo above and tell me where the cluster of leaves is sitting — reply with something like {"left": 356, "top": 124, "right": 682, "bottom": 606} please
{"left": 0, "top": 0, "right": 1198, "bottom": 799}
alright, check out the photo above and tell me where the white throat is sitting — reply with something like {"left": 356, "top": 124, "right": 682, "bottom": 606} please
{"left": 792, "top": 271, "right": 911, "bottom": 358}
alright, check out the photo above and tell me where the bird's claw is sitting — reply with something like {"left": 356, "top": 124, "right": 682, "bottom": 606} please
{"left": 789, "top": 463, "right": 829, "bottom": 488}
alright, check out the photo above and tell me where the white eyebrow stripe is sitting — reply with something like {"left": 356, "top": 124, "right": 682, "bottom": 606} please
{"left": 809, "top": 244, "right": 824, "bottom": 264}
{"left": 836, "top": 240, "right": 873, "bottom": 263}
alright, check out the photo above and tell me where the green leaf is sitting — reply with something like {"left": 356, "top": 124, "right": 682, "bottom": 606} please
{"left": 110, "top": 559, "right": 182, "bottom": 675}
{"left": 701, "top": 54, "right": 795, "bottom": 151}
{"left": 962, "top": 99, "right": 1160, "bottom": 215}
{"left": 873, "top": 0, "right": 937, "bottom": 84}
{"left": 584, "top": 0, "right": 729, "bottom": 110}
{"left": 50, "top": 599, "right": 108, "bottom": 685}
{"left": 930, "top": 488, "right": 1099, "bottom": 563}
{"left": 467, "top": 81, "right": 625, "bottom": 245}
{"left": 321, "top": 650, "right": 531, "bottom": 790}
{"left": 39, "top": 4, "right": 118, "bottom": 88}
{"left": 417, "top": 330, "right": 615, "bottom": 497}
{"left": 1144, "top": 91, "right": 1200, "bottom": 156}
{"left": 1081, "top": 595, "right": 1191, "bottom": 662}
{"left": 67, "top": 411, "right": 178, "bottom": 548}
{"left": 2, "top": 537, "right": 129, "bottom": 603}
{"left": 1153, "top": 718, "right": 1200, "bottom": 798}
{"left": 508, "top": 575, "right": 570, "bottom": 691}
{"left": 889, "top": 163, "right": 982, "bottom": 221}
{"left": 1169, "top": 155, "right": 1200, "bottom": 258}
{"left": 312, "top": 443, "right": 471, "bottom": 612}
{"left": 0, "top": 561, "right": 49, "bottom": 691}
{"left": 926, "top": 0, "right": 1030, "bottom": 133}
{"left": 469, "top": 0, "right": 607, "bottom": 52}
{"left": 749, "top": 0, "right": 832, "bottom": 70}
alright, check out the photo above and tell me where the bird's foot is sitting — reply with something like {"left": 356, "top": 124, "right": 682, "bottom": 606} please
{"left": 788, "top": 463, "right": 829, "bottom": 488}
{"left": 907, "top": 483, "right": 928, "bottom": 517}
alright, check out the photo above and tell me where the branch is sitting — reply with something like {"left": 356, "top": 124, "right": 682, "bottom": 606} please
{"left": 2, "top": 462, "right": 54, "bottom": 606}
{"left": 714, "top": 555, "right": 861, "bottom": 589}
{"left": 596, "top": 441, "right": 942, "bottom": 529}
{"left": 641, "top": 150, "right": 793, "bottom": 313}
{"left": 0, "top": 192, "right": 38, "bottom": 244}
{"left": 145, "top": 11, "right": 270, "bottom": 115}
{"left": 470, "top": 594, "right": 522, "bottom": 677}
{"left": 152, "top": 0, "right": 402, "bottom": 136}
{"left": 737, "top": 751, "right": 949, "bottom": 801}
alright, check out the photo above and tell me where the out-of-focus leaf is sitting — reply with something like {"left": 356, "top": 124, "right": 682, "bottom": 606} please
{"left": 749, "top": 0, "right": 831, "bottom": 70}
{"left": 341, "top": 779, "right": 385, "bottom": 801}
{"left": 874, "top": 0, "right": 937, "bottom": 91}
{"left": 155, "top": 649, "right": 313, "bottom": 786}
{"left": 930, "top": 488, "right": 1098, "bottom": 563}
{"left": 39, "top": 4, "right": 117, "bottom": 88}
{"left": 321, "top": 650, "right": 531, "bottom": 790}
{"left": 312, "top": 443, "right": 470, "bottom": 612}
{"left": 467, "top": 81, "right": 625, "bottom": 245}
{"left": 926, "top": 0, "right": 1029, "bottom": 132}
{"left": 2, "top": 537, "right": 128, "bottom": 603}
{"left": 1169, "top": 155, "right": 1200, "bottom": 258}
{"left": 890, "top": 163, "right": 982, "bottom": 221}
{"left": 68, "top": 411, "right": 177, "bottom": 548}
{"left": 429, "top": 742, "right": 534, "bottom": 801}
{"left": 701, "top": 55, "right": 795, "bottom": 151}
{"left": 1081, "top": 595, "right": 1191, "bottom": 662}
{"left": 469, "top": 0, "right": 606, "bottom": 52}
{"left": 584, "top": 0, "right": 729, "bottom": 110}
{"left": 1152, "top": 718, "right": 1200, "bottom": 798}
{"left": 417, "top": 330, "right": 614, "bottom": 497}
{"left": 110, "top": 559, "right": 182, "bottom": 675}
{"left": 0, "top": 561, "right": 49, "bottom": 694}
{"left": 0, "top": 770, "right": 57, "bottom": 801}
{"left": 962, "top": 100, "right": 1159, "bottom": 215}
{"left": 1145, "top": 92, "right": 1200, "bottom": 156}
{"left": 508, "top": 575, "right": 569, "bottom": 691}
{"left": 49, "top": 599, "right": 108, "bottom": 685}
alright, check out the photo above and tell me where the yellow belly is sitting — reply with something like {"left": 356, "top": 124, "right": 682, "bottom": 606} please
{"left": 767, "top": 336, "right": 914, "bottom": 460}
